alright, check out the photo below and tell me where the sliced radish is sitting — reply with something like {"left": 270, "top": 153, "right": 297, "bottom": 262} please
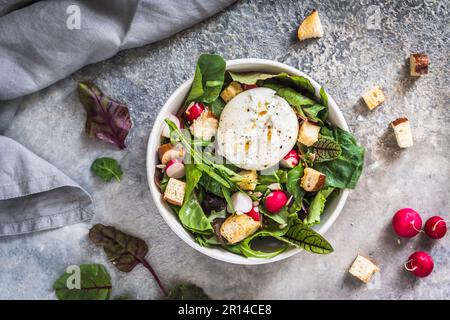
{"left": 267, "top": 183, "right": 282, "bottom": 190}
{"left": 405, "top": 251, "right": 434, "bottom": 278}
{"left": 264, "top": 190, "right": 288, "bottom": 214}
{"left": 242, "top": 84, "right": 258, "bottom": 91}
{"left": 280, "top": 149, "right": 299, "bottom": 168}
{"left": 392, "top": 208, "right": 422, "bottom": 238}
{"left": 229, "top": 192, "right": 252, "bottom": 214}
{"left": 161, "top": 114, "right": 181, "bottom": 138}
{"left": 245, "top": 207, "right": 261, "bottom": 221}
{"left": 185, "top": 102, "right": 205, "bottom": 122}
{"left": 424, "top": 216, "right": 447, "bottom": 239}
{"left": 165, "top": 159, "right": 185, "bottom": 179}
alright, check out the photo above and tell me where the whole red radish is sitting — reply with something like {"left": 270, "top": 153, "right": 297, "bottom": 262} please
{"left": 185, "top": 102, "right": 205, "bottom": 122}
{"left": 405, "top": 251, "right": 434, "bottom": 277}
{"left": 392, "top": 208, "right": 422, "bottom": 238}
{"left": 424, "top": 216, "right": 447, "bottom": 239}
{"left": 264, "top": 191, "right": 287, "bottom": 214}
{"left": 245, "top": 207, "right": 261, "bottom": 221}
{"left": 165, "top": 159, "right": 185, "bottom": 179}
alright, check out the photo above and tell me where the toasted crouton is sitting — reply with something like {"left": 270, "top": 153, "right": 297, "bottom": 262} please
{"left": 163, "top": 178, "right": 186, "bottom": 206}
{"left": 391, "top": 117, "right": 413, "bottom": 148}
{"left": 298, "top": 121, "right": 320, "bottom": 146}
{"left": 363, "top": 86, "right": 385, "bottom": 110}
{"left": 297, "top": 9, "right": 324, "bottom": 41}
{"left": 300, "top": 167, "right": 326, "bottom": 192}
{"left": 410, "top": 53, "right": 429, "bottom": 76}
{"left": 236, "top": 170, "right": 258, "bottom": 191}
{"left": 349, "top": 255, "right": 380, "bottom": 284}
{"left": 189, "top": 110, "right": 218, "bottom": 141}
{"left": 220, "top": 214, "right": 261, "bottom": 244}
{"left": 220, "top": 81, "right": 243, "bottom": 103}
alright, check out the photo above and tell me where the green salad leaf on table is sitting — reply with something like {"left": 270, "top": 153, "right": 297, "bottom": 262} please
{"left": 155, "top": 53, "right": 365, "bottom": 259}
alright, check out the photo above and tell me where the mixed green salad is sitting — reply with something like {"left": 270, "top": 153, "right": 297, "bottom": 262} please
{"left": 155, "top": 53, "right": 365, "bottom": 258}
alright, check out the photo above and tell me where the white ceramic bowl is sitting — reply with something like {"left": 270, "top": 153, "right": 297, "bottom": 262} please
{"left": 146, "top": 59, "right": 349, "bottom": 265}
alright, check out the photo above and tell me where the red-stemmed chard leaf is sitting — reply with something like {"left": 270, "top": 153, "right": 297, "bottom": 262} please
{"left": 78, "top": 82, "right": 132, "bottom": 149}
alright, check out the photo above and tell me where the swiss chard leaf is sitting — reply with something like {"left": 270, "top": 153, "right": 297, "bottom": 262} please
{"left": 314, "top": 127, "right": 365, "bottom": 189}
{"left": 279, "top": 221, "right": 334, "bottom": 254}
{"left": 78, "top": 82, "right": 132, "bottom": 149}
{"left": 311, "top": 137, "right": 342, "bottom": 163}
{"left": 168, "top": 284, "right": 210, "bottom": 300}
{"left": 228, "top": 71, "right": 275, "bottom": 84}
{"left": 89, "top": 224, "right": 168, "bottom": 296}
{"left": 303, "top": 187, "right": 335, "bottom": 226}
{"left": 186, "top": 54, "right": 226, "bottom": 104}
{"left": 286, "top": 165, "right": 305, "bottom": 213}
{"left": 53, "top": 264, "right": 112, "bottom": 300}
{"left": 91, "top": 157, "right": 123, "bottom": 182}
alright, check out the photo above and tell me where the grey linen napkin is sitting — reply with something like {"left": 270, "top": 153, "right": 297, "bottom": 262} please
{"left": 0, "top": 0, "right": 235, "bottom": 236}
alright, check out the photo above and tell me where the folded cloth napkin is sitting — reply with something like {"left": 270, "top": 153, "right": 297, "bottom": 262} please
{"left": 0, "top": 0, "right": 235, "bottom": 236}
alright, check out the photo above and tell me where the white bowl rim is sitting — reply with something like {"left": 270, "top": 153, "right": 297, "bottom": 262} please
{"left": 146, "top": 58, "right": 350, "bottom": 265}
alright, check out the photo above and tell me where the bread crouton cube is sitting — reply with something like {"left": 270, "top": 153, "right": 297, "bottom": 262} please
{"left": 163, "top": 178, "right": 186, "bottom": 206}
{"left": 297, "top": 9, "right": 324, "bottom": 41}
{"left": 391, "top": 117, "right": 413, "bottom": 148}
{"left": 363, "top": 86, "right": 385, "bottom": 110}
{"left": 300, "top": 167, "right": 326, "bottom": 192}
{"left": 189, "top": 110, "right": 218, "bottom": 141}
{"left": 220, "top": 81, "right": 243, "bottom": 103}
{"left": 410, "top": 53, "right": 429, "bottom": 76}
{"left": 220, "top": 214, "right": 261, "bottom": 244}
{"left": 236, "top": 170, "right": 258, "bottom": 191}
{"left": 298, "top": 121, "right": 320, "bottom": 146}
{"left": 349, "top": 255, "right": 380, "bottom": 284}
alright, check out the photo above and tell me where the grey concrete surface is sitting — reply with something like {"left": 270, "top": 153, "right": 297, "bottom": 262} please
{"left": 0, "top": 0, "right": 449, "bottom": 299}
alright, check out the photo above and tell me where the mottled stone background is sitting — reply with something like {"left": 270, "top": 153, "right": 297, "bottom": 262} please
{"left": 0, "top": 0, "right": 449, "bottom": 299}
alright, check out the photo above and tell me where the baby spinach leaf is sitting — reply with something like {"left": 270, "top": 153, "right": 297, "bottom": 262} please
{"left": 277, "top": 87, "right": 316, "bottom": 108}
{"left": 286, "top": 165, "right": 305, "bottom": 213}
{"left": 199, "top": 175, "right": 223, "bottom": 197}
{"left": 311, "top": 137, "right": 342, "bottom": 163}
{"left": 237, "top": 230, "right": 289, "bottom": 258}
{"left": 314, "top": 128, "right": 365, "bottom": 189}
{"left": 168, "top": 284, "right": 210, "bottom": 300}
{"left": 179, "top": 194, "right": 214, "bottom": 234}
{"left": 78, "top": 81, "right": 132, "bottom": 149}
{"left": 228, "top": 71, "right": 275, "bottom": 84}
{"left": 279, "top": 221, "right": 334, "bottom": 254}
{"left": 319, "top": 87, "right": 329, "bottom": 120}
{"left": 91, "top": 157, "right": 123, "bottom": 182}
{"left": 53, "top": 264, "right": 112, "bottom": 300}
{"left": 186, "top": 54, "right": 226, "bottom": 104}
{"left": 303, "top": 187, "right": 335, "bottom": 226}
{"left": 210, "top": 96, "right": 226, "bottom": 117}
{"left": 89, "top": 224, "right": 168, "bottom": 296}
{"left": 274, "top": 73, "right": 316, "bottom": 95}
{"left": 303, "top": 104, "right": 326, "bottom": 118}
{"left": 184, "top": 164, "right": 202, "bottom": 199}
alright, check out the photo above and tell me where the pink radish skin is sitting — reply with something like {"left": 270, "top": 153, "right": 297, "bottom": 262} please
{"left": 405, "top": 251, "right": 434, "bottom": 278}
{"left": 280, "top": 150, "right": 299, "bottom": 168}
{"left": 264, "top": 191, "right": 288, "bottom": 214}
{"left": 230, "top": 192, "right": 252, "bottom": 214}
{"left": 185, "top": 102, "right": 205, "bottom": 122}
{"left": 245, "top": 207, "right": 261, "bottom": 221}
{"left": 392, "top": 208, "right": 422, "bottom": 238}
{"left": 165, "top": 159, "right": 185, "bottom": 179}
{"left": 424, "top": 216, "right": 447, "bottom": 239}
{"left": 161, "top": 114, "right": 181, "bottom": 138}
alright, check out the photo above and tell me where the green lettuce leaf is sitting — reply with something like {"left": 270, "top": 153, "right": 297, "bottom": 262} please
{"left": 286, "top": 165, "right": 305, "bottom": 213}
{"left": 304, "top": 187, "right": 335, "bottom": 226}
